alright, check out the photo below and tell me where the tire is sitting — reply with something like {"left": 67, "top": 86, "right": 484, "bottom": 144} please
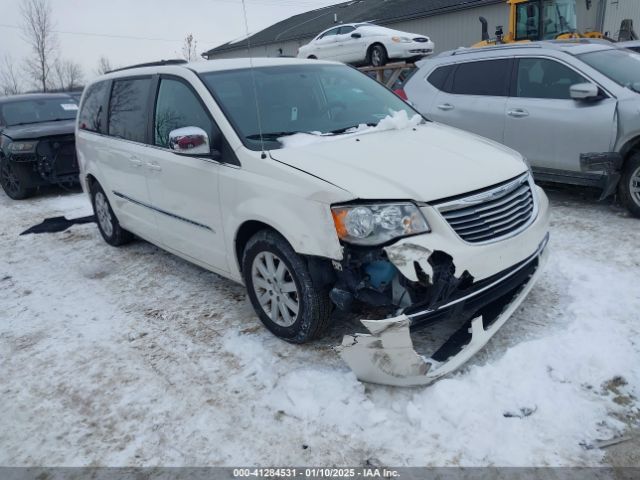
{"left": 0, "top": 157, "right": 35, "bottom": 200}
{"left": 369, "top": 44, "right": 388, "bottom": 67}
{"left": 90, "top": 182, "right": 134, "bottom": 246}
{"left": 307, "top": 55, "right": 317, "bottom": 60}
{"left": 619, "top": 153, "right": 640, "bottom": 218}
{"left": 242, "top": 230, "right": 332, "bottom": 343}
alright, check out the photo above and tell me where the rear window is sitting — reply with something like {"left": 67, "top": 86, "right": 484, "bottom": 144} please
{"left": 427, "top": 65, "right": 454, "bottom": 92}
{"left": 450, "top": 59, "right": 511, "bottom": 96}
{"left": 79, "top": 81, "right": 109, "bottom": 133}
{"left": 108, "top": 77, "right": 152, "bottom": 143}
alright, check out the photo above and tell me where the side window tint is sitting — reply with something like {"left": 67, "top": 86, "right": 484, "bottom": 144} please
{"left": 109, "top": 78, "right": 151, "bottom": 143}
{"left": 154, "top": 78, "right": 215, "bottom": 148}
{"left": 427, "top": 65, "right": 453, "bottom": 92}
{"left": 451, "top": 60, "right": 510, "bottom": 96}
{"left": 320, "top": 28, "right": 340, "bottom": 39}
{"left": 108, "top": 78, "right": 152, "bottom": 143}
{"left": 339, "top": 26, "right": 356, "bottom": 35}
{"left": 79, "top": 81, "right": 109, "bottom": 133}
{"left": 517, "top": 58, "right": 587, "bottom": 99}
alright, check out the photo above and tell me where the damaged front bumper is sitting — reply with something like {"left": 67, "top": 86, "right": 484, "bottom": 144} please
{"left": 338, "top": 233, "right": 550, "bottom": 387}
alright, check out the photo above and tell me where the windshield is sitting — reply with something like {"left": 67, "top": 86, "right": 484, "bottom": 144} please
{"left": 516, "top": 0, "right": 577, "bottom": 41}
{"left": 578, "top": 48, "right": 640, "bottom": 91}
{"left": 1, "top": 98, "right": 78, "bottom": 127}
{"left": 200, "top": 64, "right": 420, "bottom": 151}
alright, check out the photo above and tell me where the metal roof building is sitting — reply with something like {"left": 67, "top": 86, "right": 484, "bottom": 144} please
{"left": 202, "top": 0, "right": 612, "bottom": 60}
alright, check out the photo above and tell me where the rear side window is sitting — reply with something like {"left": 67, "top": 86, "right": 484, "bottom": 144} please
{"left": 451, "top": 59, "right": 511, "bottom": 96}
{"left": 79, "top": 81, "right": 109, "bottom": 133}
{"left": 108, "top": 77, "right": 152, "bottom": 143}
{"left": 516, "top": 58, "right": 587, "bottom": 100}
{"left": 427, "top": 65, "right": 454, "bottom": 92}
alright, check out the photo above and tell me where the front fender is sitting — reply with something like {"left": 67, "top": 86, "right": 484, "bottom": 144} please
{"left": 226, "top": 198, "right": 343, "bottom": 282}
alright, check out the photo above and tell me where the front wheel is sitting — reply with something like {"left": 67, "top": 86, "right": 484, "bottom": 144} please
{"left": 90, "top": 182, "right": 134, "bottom": 246}
{"left": 619, "top": 154, "right": 640, "bottom": 218}
{"left": 369, "top": 45, "right": 388, "bottom": 67}
{"left": 242, "top": 230, "right": 332, "bottom": 343}
{"left": 0, "top": 157, "right": 35, "bottom": 200}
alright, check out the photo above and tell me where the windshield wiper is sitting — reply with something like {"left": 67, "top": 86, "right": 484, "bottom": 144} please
{"left": 626, "top": 83, "right": 640, "bottom": 94}
{"left": 8, "top": 118, "right": 73, "bottom": 127}
{"left": 246, "top": 131, "right": 305, "bottom": 141}
{"left": 328, "top": 123, "right": 378, "bottom": 135}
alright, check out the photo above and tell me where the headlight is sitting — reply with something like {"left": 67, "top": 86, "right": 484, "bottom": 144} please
{"left": 9, "top": 141, "right": 38, "bottom": 153}
{"left": 391, "top": 36, "right": 412, "bottom": 43}
{"left": 331, "top": 203, "right": 430, "bottom": 246}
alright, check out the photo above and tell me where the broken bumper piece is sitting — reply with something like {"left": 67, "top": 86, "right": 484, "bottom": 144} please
{"left": 338, "top": 234, "right": 550, "bottom": 387}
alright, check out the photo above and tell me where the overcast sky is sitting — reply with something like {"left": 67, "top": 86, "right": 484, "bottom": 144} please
{"left": 0, "top": 0, "right": 338, "bottom": 88}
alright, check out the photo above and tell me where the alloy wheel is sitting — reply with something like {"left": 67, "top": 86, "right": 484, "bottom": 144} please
{"left": 371, "top": 49, "right": 382, "bottom": 66}
{"left": 631, "top": 166, "right": 640, "bottom": 206}
{"left": 251, "top": 251, "right": 300, "bottom": 327}
{"left": 95, "top": 191, "right": 114, "bottom": 238}
{"left": 0, "top": 161, "right": 21, "bottom": 197}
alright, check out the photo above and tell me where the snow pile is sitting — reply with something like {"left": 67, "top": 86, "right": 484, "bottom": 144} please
{"left": 0, "top": 189, "right": 639, "bottom": 467}
{"left": 225, "top": 254, "right": 639, "bottom": 466}
{"left": 278, "top": 110, "right": 423, "bottom": 149}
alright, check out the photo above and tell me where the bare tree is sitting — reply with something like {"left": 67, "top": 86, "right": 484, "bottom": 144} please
{"left": 53, "top": 59, "right": 84, "bottom": 91}
{"left": 0, "top": 55, "right": 23, "bottom": 96}
{"left": 21, "top": 0, "right": 57, "bottom": 92}
{"left": 95, "top": 56, "right": 113, "bottom": 75}
{"left": 181, "top": 34, "right": 199, "bottom": 62}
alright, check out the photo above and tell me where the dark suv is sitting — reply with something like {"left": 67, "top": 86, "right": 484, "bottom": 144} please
{"left": 0, "top": 93, "right": 80, "bottom": 199}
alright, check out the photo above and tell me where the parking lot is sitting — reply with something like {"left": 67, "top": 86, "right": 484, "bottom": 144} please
{"left": 1, "top": 185, "right": 638, "bottom": 467}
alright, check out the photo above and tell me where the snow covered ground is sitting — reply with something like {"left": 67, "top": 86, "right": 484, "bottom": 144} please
{"left": 0, "top": 185, "right": 638, "bottom": 467}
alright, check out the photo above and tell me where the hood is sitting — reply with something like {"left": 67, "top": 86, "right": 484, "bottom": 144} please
{"left": 270, "top": 123, "right": 527, "bottom": 202}
{"left": 1, "top": 119, "right": 76, "bottom": 141}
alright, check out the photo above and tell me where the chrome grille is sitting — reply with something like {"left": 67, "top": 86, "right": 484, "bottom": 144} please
{"left": 436, "top": 174, "right": 537, "bottom": 244}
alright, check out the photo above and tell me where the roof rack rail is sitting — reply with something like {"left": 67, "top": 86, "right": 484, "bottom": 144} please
{"left": 449, "top": 43, "right": 544, "bottom": 56}
{"left": 107, "top": 59, "right": 188, "bottom": 74}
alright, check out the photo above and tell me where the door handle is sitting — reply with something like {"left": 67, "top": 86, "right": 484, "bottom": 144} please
{"left": 508, "top": 108, "right": 530, "bottom": 118}
{"left": 437, "top": 103, "right": 455, "bottom": 111}
{"left": 128, "top": 156, "right": 143, "bottom": 167}
{"left": 146, "top": 162, "right": 162, "bottom": 172}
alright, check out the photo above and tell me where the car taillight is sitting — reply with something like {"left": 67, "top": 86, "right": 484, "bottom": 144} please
{"left": 394, "top": 88, "right": 408, "bottom": 100}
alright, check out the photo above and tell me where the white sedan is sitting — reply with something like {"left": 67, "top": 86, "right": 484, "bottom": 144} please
{"left": 297, "top": 23, "right": 434, "bottom": 66}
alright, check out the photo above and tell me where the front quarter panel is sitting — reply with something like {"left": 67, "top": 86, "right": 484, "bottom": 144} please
{"left": 221, "top": 149, "right": 354, "bottom": 283}
{"left": 614, "top": 97, "right": 640, "bottom": 154}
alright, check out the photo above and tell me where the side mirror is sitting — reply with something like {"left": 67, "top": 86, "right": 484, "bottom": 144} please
{"left": 169, "top": 126, "right": 212, "bottom": 156}
{"left": 570, "top": 82, "right": 600, "bottom": 101}
{"left": 351, "top": 32, "right": 362, "bottom": 39}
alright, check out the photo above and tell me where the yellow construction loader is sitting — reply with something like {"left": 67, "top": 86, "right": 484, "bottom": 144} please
{"left": 473, "top": 0, "right": 606, "bottom": 47}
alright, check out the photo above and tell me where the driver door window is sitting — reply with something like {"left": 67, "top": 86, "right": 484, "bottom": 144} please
{"left": 154, "top": 78, "right": 215, "bottom": 148}
{"left": 516, "top": 58, "right": 587, "bottom": 100}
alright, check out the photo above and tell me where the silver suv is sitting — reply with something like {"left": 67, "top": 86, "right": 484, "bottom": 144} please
{"left": 404, "top": 41, "right": 640, "bottom": 217}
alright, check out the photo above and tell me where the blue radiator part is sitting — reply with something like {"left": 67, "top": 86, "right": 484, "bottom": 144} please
{"left": 364, "top": 261, "right": 397, "bottom": 290}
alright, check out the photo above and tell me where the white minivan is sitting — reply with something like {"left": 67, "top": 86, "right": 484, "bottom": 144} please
{"left": 76, "top": 58, "right": 550, "bottom": 386}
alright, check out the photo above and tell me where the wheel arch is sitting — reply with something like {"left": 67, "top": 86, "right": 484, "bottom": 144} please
{"left": 234, "top": 220, "right": 284, "bottom": 274}
{"left": 367, "top": 42, "right": 386, "bottom": 56}
{"left": 620, "top": 135, "right": 640, "bottom": 164}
